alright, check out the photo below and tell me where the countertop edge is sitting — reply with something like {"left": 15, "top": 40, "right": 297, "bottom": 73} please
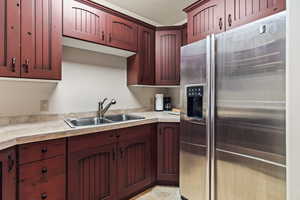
{"left": 0, "top": 114, "right": 180, "bottom": 151}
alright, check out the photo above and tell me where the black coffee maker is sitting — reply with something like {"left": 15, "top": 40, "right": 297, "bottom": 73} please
{"left": 163, "top": 97, "right": 172, "bottom": 111}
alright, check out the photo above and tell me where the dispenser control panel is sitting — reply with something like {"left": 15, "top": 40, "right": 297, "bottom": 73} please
{"left": 186, "top": 85, "right": 204, "bottom": 119}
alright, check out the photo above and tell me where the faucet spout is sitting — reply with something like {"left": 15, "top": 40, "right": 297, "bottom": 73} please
{"left": 97, "top": 98, "right": 116, "bottom": 119}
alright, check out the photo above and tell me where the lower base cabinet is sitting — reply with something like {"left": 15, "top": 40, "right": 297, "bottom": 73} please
{"left": 157, "top": 123, "right": 180, "bottom": 185}
{"left": 68, "top": 124, "right": 156, "bottom": 200}
{"left": 68, "top": 143, "right": 117, "bottom": 200}
{"left": 0, "top": 148, "right": 16, "bottom": 200}
{"left": 117, "top": 125, "right": 155, "bottom": 199}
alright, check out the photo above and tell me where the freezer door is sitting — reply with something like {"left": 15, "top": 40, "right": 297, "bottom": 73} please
{"left": 214, "top": 12, "right": 286, "bottom": 200}
{"left": 180, "top": 38, "right": 211, "bottom": 200}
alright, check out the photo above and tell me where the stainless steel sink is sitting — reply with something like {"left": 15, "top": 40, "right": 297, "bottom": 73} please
{"left": 65, "top": 117, "right": 113, "bottom": 128}
{"left": 104, "top": 114, "right": 145, "bottom": 122}
{"left": 65, "top": 114, "right": 145, "bottom": 128}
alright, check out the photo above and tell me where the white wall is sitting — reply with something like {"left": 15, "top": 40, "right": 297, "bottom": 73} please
{"left": 0, "top": 47, "right": 166, "bottom": 116}
{"left": 286, "top": 0, "right": 300, "bottom": 199}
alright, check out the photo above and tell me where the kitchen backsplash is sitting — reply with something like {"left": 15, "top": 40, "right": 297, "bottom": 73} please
{"left": 0, "top": 47, "right": 171, "bottom": 118}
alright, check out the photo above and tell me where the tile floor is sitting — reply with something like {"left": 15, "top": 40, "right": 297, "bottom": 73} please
{"left": 130, "top": 186, "right": 181, "bottom": 200}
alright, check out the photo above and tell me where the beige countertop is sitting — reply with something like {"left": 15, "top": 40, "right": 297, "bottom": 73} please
{"left": 0, "top": 112, "right": 180, "bottom": 151}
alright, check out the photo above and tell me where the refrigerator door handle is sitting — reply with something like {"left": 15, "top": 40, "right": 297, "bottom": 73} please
{"left": 210, "top": 34, "right": 216, "bottom": 200}
{"left": 206, "top": 35, "right": 212, "bottom": 200}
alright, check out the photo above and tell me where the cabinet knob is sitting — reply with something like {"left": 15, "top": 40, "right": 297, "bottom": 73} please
{"left": 41, "top": 167, "right": 48, "bottom": 174}
{"left": 41, "top": 193, "right": 47, "bottom": 199}
{"left": 41, "top": 147, "right": 48, "bottom": 153}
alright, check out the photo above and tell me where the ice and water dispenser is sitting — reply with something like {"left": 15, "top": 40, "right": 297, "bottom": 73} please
{"left": 186, "top": 85, "right": 204, "bottom": 119}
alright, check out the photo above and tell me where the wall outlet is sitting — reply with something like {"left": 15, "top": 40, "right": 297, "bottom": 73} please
{"left": 40, "top": 100, "right": 49, "bottom": 112}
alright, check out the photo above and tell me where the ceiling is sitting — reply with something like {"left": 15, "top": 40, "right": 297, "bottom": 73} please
{"left": 105, "top": 0, "right": 198, "bottom": 25}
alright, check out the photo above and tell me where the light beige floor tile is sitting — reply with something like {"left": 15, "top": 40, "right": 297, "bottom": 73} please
{"left": 130, "top": 186, "right": 181, "bottom": 200}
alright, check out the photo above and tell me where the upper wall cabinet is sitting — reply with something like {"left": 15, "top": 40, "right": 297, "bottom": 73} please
{"left": 225, "top": 0, "right": 285, "bottom": 29}
{"left": 155, "top": 29, "right": 181, "bottom": 85}
{"left": 0, "top": 0, "right": 62, "bottom": 80}
{"left": 127, "top": 25, "right": 155, "bottom": 85}
{"left": 0, "top": 0, "right": 21, "bottom": 78}
{"left": 63, "top": 0, "right": 107, "bottom": 44}
{"left": 184, "top": 0, "right": 225, "bottom": 43}
{"left": 21, "top": 0, "right": 62, "bottom": 80}
{"left": 63, "top": 0, "right": 138, "bottom": 52}
{"left": 184, "top": 0, "right": 286, "bottom": 44}
{"left": 107, "top": 15, "right": 138, "bottom": 52}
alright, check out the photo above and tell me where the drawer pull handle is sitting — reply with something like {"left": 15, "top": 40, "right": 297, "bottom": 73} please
{"left": 22, "top": 58, "right": 29, "bottom": 73}
{"left": 7, "top": 155, "right": 14, "bottom": 172}
{"left": 102, "top": 31, "right": 105, "bottom": 41}
{"left": 11, "top": 57, "right": 16, "bottom": 72}
{"left": 41, "top": 167, "right": 48, "bottom": 174}
{"left": 219, "top": 18, "right": 223, "bottom": 30}
{"left": 228, "top": 14, "right": 232, "bottom": 27}
{"left": 41, "top": 148, "right": 48, "bottom": 153}
{"left": 41, "top": 193, "right": 47, "bottom": 199}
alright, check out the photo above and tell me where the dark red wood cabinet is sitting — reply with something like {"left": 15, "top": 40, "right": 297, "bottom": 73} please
{"left": 69, "top": 143, "right": 117, "bottom": 200}
{"left": 63, "top": 0, "right": 107, "bottom": 44}
{"left": 0, "top": 0, "right": 21, "bottom": 78}
{"left": 181, "top": 24, "right": 188, "bottom": 46}
{"left": 225, "top": 0, "right": 285, "bottom": 30}
{"left": 0, "top": 0, "right": 62, "bottom": 80}
{"left": 127, "top": 25, "right": 155, "bottom": 85}
{"left": 68, "top": 124, "right": 156, "bottom": 200}
{"left": 18, "top": 139, "right": 66, "bottom": 200}
{"left": 157, "top": 123, "right": 180, "bottom": 185}
{"left": 117, "top": 125, "right": 155, "bottom": 199}
{"left": 155, "top": 29, "right": 182, "bottom": 85}
{"left": 184, "top": 0, "right": 225, "bottom": 43}
{"left": 0, "top": 148, "right": 16, "bottom": 200}
{"left": 107, "top": 14, "right": 138, "bottom": 52}
{"left": 184, "top": 0, "right": 286, "bottom": 44}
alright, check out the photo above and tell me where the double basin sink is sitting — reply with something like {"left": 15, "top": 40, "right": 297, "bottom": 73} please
{"left": 65, "top": 114, "right": 145, "bottom": 128}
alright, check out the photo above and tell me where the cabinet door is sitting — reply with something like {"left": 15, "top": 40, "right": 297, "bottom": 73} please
{"left": 226, "top": 0, "right": 285, "bottom": 30}
{"left": 187, "top": 0, "right": 225, "bottom": 43}
{"left": 155, "top": 30, "right": 181, "bottom": 85}
{"left": 117, "top": 134, "right": 152, "bottom": 199}
{"left": 0, "top": 0, "right": 20, "bottom": 78}
{"left": 20, "top": 0, "right": 62, "bottom": 80}
{"left": 63, "top": 0, "right": 107, "bottom": 44}
{"left": 68, "top": 144, "right": 116, "bottom": 200}
{"left": 0, "top": 148, "right": 16, "bottom": 200}
{"left": 157, "top": 123, "right": 180, "bottom": 184}
{"left": 127, "top": 25, "right": 155, "bottom": 85}
{"left": 138, "top": 26, "right": 155, "bottom": 84}
{"left": 107, "top": 15, "right": 138, "bottom": 52}
{"left": 181, "top": 24, "right": 188, "bottom": 46}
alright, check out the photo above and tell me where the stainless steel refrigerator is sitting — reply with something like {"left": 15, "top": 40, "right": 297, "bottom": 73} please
{"left": 179, "top": 12, "right": 286, "bottom": 200}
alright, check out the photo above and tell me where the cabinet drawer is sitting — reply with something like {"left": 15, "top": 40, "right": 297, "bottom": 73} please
{"left": 19, "top": 156, "right": 65, "bottom": 200}
{"left": 19, "top": 139, "right": 66, "bottom": 164}
{"left": 68, "top": 130, "right": 117, "bottom": 153}
{"left": 19, "top": 175, "right": 65, "bottom": 200}
{"left": 117, "top": 124, "right": 154, "bottom": 142}
{"left": 19, "top": 156, "right": 65, "bottom": 184}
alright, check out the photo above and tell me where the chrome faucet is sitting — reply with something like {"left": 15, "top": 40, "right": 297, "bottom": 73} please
{"left": 98, "top": 98, "right": 117, "bottom": 119}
